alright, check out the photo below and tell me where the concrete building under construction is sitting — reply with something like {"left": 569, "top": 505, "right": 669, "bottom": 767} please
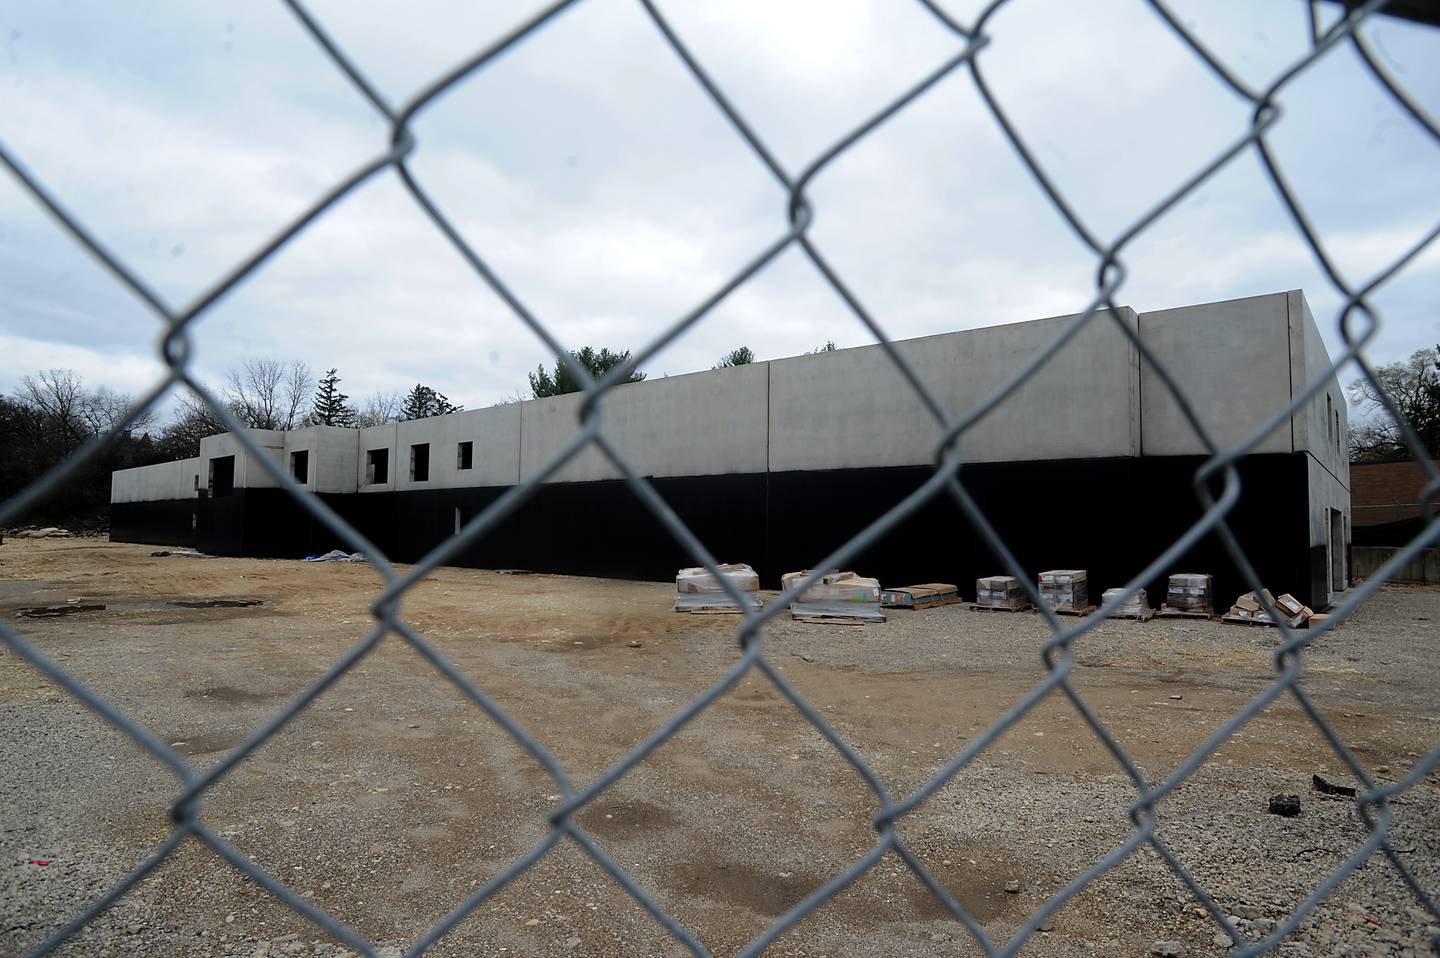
{"left": 110, "top": 290, "right": 1352, "bottom": 609}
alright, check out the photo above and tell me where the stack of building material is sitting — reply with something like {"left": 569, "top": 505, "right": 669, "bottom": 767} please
{"left": 1038, "top": 570, "right": 1090, "bottom": 614}
{"left": 881, "top": 583, "right": 962, "bottom": 609}
{"left": 1101, "top": 587, "right": 1151, "bottom": 619}
{"left": 973, "top": 575, "right": 1029, "bottom": 611}
{"left": 674, "top": 563, "right": 761, "bottom": 613}
{"left": 1222, "top": 589, "right": 1311, "bottom": 628}
{"left": 782, "top": 570, "right": 885, "bottom": 623}
{"left": 1162, "top": 573, "right": 1213, "bottom": 616}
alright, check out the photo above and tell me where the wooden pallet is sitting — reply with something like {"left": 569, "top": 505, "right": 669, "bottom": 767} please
{"left": 1220, "top": 613, "right": 1307, "bottom": 629}
{"left": 1221, "top": 614, "right": 1278, "bottom": 628}
{"left": 794, "top": 615, "right": 879, "bottom": 626}
{"left": 680, "top": 607, "right": 749, "bottom": 615}
{"left": 1154, "top": 606, "right": 1214, "bottom": 620}
{"left": 1047, "top": 605, "right": 1097, "bottom": 617}
{"left": 1108, "top": 609, "right": 1155, "bottom": 622}
{"left": 968, "top": 602, "right": 1032, "bottom": 613}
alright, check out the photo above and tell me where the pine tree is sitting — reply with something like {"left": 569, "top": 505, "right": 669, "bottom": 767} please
{"left": 310, "top": 368, "right": 356, "bottom": 426}
{"left": 529, "top": 346, "right": 645, "bottom": 398}
{"left": 714, "top": 346, "right": 755, "bottom": 369}
{"left": 398, "top": 384, "right": 463, "bottom": 421}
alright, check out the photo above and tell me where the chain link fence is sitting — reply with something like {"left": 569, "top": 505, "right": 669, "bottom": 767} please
{"left": 3, "top": 1, "right": 1439, "bottom": 955}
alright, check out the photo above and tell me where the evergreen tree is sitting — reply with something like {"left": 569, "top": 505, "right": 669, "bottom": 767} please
{"left": 398, "top": 384, "right": 462, "bottom": 420}
{"left": 529, "top": 346, "right": 645, "bottom": 398}
{"left": 310, "top": 368, "right": 356, "bottom": 427}
{"left": 714, "top": 346, "right": 755, "bottom": 369}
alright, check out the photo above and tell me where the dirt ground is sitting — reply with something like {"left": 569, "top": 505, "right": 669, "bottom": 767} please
{"left": 2, "top": 538, "right": 1437, "bottom": 957}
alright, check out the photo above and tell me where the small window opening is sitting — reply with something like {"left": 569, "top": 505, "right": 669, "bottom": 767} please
{"left": 208, "top": 455, "right": 235, "bottom": 497}
{"left": 457, "top": 440, "right": 474, "bottom": 470}
{"left": 291, "top": 449, "right": 309, "bottom": 484}
{"left": 366, "top": 448, "right": 389, "bottom": 485}
{"left": 410, "top": 443, "right": 430, "bottom": 482}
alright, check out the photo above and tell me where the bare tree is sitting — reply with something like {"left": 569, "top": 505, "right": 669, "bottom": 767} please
{"left": 17, "top": 369, "right": 90, "bottom": 443}
{"left": 1347, "top": 346, "right": 1440, "bottom": 462}
{"left": 155, "top": 391, "right": 228, "bottom": 458}
{"left": 223, "top": 359, "right": 314, "bottom": 431}
{"left": 490, "top": 388, "right": 529, "bottom": 406}
{"left": 356, "top": 390, "right": 403, "bottom": 428}
{"left": 82, "top": 387, "right": 156, "bottom": 438}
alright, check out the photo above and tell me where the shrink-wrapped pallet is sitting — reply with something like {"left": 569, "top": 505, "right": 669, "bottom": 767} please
{"left": 1101, "top": 587, "right": 1150, "bottom": 617}
{"left": 1165, "top": 573, "right": 1213, "bottom": 614}
{"left": 674, "top": 563, "right": 761, "bottom": 612}
{"left": 1038, "top": 570, "right": 1088, "bottom": 613}
{"left": 975, "top": 575, "right": 1028, "bottom": 610}
{"left": 782, "top": 570, "right": 885, "bottom": 622}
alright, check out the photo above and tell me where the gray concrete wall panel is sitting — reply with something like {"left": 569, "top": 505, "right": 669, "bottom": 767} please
{"left": 520, "top": 363, "right": 771, "bottom": 484}
{"left": 395, "top": 404, "right": 522, "bottom": 491}
{"left": 767, "top": 307, "right": 1141, "bottom": 472}
{"left": 1139, "top": 292, "right": 1293, "bottom": 456}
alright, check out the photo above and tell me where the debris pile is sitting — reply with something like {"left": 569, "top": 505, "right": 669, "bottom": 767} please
{"left": 674, "top": 563, "right": 761, "bottom": 613}
{"left": 1224, "top": 589, "right": 1312, "bottom": 627}
{"left": 9, "top": 527, "right": 74, "bottom": 539}
{"left": 304, "top": 550, "right": 368, "bottom": 563}
{"left": 782, "top": 570, "right": 885, "bottom": 623}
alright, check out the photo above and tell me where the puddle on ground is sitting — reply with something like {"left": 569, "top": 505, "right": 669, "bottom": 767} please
{"left": 16, "top": 598, "right": 263, "bottom": 617}
{"left": 184, "top": 685, "right": 280, "bottom": 705}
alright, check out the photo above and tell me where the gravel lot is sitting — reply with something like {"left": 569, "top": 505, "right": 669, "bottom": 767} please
{"left": 2, "top": 538, "right": 1437, "bottom": 957}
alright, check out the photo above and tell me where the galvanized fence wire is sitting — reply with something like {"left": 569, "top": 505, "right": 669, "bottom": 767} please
{"left": 1, "top": 0, "right": 1438, "bottom": 954}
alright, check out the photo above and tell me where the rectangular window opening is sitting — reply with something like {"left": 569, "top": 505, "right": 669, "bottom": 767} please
{"left": 291, "top": 449, "right": 309, "bottom": 484}
{"left": 410, "top": 443, "right": 430, "bottom": 482}
{"left": 208, "top": 455, "right": 235, "bottom": 498}
{"left": 366, "top": 448, "right": 389, "bottom": 485}
{"left": 457, "top": 440, "right": 473, "bottom": 470}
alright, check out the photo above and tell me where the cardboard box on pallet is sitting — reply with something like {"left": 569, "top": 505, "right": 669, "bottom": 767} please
{"left": 975, "top": 575, "right": 1028, "bottom": 610}
{"left": 781, "top": 570, "right": 885, "bottom": 622}
{"left": 1225, "top": 589, "right": 1309, "bottom": 628}
{"left": 1165, "top": 573, "right": 1213, "bottom": 614}
{"left": 1038, "top": 569, "right": 1088, "bottom": 612}
{"left": 674, "top": 563, "right": 761, "bottom": 612}
{"left": 1102, "top": 587, "right": 1150, "bottom": 617}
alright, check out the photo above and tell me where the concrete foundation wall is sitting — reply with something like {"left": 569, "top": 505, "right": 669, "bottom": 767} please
{"left": 111, "top": 457, "right": 201, "bottom": 503}
{"left": 283, "top": 426, "right": 360, "bottom": 494}
{"left": 1352, "top": 546, "right": 1440, "bottom": 584}
{"left": 199, "top": 430, "right": 285, "bottom": 490}
{"left": 356, "top": 423, "right": 398, "bottom": 493}
{"left": 520, "top": 363, "right": 771, "bottom": 483}
{"left": 1290, "top": 291, "right": 1349, "bottom": 488}
{"left": 1307, "top": 452, "right": 1351, "bottom": 608}
{"left": 1139, "top": 293, "right": 1294, "bottom": 456}
{"left": 110, "top": 292, "right": 1347, "bottom": 605}
{"left": 395, "top": 404, "right": 521, "bottom": 491}
{"left": 768, "top": 308, "right": 1141, "bottom": 471}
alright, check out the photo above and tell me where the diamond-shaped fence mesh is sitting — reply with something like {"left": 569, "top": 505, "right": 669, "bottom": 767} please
{"left": 2, "top": 1, "right": 1439, "bottom": 956}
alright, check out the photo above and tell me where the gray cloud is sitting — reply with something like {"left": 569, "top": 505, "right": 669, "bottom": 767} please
{"left": 1, "top": 0, "right": 1436, "bottom": 417}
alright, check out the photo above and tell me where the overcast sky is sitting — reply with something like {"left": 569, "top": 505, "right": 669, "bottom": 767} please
{"left": 1, "top": 0, "right": 1437, "bottom": 416}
